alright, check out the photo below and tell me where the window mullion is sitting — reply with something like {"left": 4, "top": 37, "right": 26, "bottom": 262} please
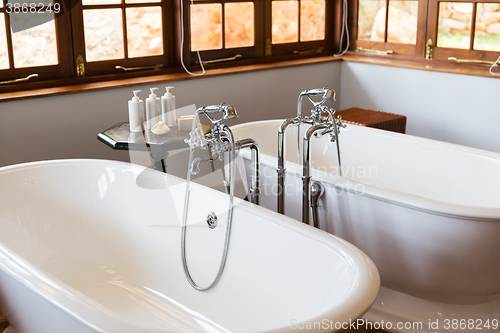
{"left": 469, "top": 1, "right": 477, "bottom": 51}
{"left": 222, "top": 0, "right": 225, "bottom": 49}
{"left": 4, "top": 12, "right": 14, "bottom": 69}
{"left": 384, "top": 0, "right": 389, "bottom": 42}
{"left": 122, "top": 2, "right": 128, "bottom": 61}
{"left": 297, "top": 0, "right": 300, "bottom": 42}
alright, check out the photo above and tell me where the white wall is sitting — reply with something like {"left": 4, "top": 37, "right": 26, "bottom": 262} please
{"left": 0, "top": 61, "right": 341, "bottom": 168}
{"left": 340, "top": 62, "right": 500, "bottom": 153}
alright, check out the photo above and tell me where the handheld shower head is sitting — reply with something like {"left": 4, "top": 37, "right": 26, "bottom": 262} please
{"left": 300, "top": 87, "right": 336, "bottom": 103}
{"left": 221, "top": 104, "right": 238, "bottom": 120}
{"left": 321, "top": 88, "right": 335, "bottom": 103}
{"left": 197, "top": 103, "right": 238, "bottom": 128}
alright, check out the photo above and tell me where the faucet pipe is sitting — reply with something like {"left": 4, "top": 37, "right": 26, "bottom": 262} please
{"left": 310, "top": 181, "right": 325, "bottom": 229}
{"left": 277, "top": 117, "right": 307, "bottom": 214}
{"left": 236, "top": 138, "right": 261, "bottom": 205}
{"left": 302, "top": 124, "right": 329, "bottom": 225}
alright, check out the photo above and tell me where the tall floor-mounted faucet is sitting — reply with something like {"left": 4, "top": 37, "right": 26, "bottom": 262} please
{"left": 277, "top": 87, "right": 345, "bottom": 226}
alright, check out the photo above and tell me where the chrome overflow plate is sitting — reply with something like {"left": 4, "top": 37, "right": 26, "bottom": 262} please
{"left": 206, "top": 212, "right": 218, "bottom": 229}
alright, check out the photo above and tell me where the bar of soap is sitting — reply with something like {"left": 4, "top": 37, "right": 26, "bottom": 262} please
{"left": 151, "top": 121, "right": 171, "bottom": 135}
{"left": 178, "top": 115, "right": 195, "bottom": 132}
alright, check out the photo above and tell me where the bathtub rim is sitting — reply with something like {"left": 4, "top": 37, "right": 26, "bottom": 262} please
{"left": 0, "top": 158, "right": 380, "bottom": 333}
{"left": 232, "top": 120, "right": 500, "bottom": 222}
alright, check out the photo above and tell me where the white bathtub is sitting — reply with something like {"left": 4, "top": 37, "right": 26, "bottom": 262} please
{"left": 0, "top": 159, "right": 379, "bottom": 333}
{"left": 232, "top": 120, "right": 500, "bottom": 332}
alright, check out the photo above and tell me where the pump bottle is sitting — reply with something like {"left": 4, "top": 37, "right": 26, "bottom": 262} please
{"left": 145, "top": 87, "right": 160, "bottom": 130}
{"left": 128, "top": 90, "right": 144, "bottom": 132}
{"left": 161, "top": 86, "right": 176, "bottom": 127}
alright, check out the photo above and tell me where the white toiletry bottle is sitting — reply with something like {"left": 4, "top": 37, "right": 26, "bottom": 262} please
{"left": 161, "top": 86, "right": 176, "bottom": 127}
{"left": 128, "top": 90, "right": 144, "bottom": 132}
{"left": 145, "top": 87, "right": 160, "bottom": 130}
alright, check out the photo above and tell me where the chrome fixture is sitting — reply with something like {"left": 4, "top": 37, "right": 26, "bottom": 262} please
{"left": 206, "top": 212, "right": 218, "bottom": 229}
{"left": 310, "top": 181, "right": 325, "bottom": 229}
{"left": 235, "top": 138, "right": 260, "bottom": 205}
{"left": 181, "top": 103, "right": 260, "bottom": 291}
{"left": 277, "top": 87, "right": 345, "bottom": 226}
{"left": 185, "top": 103, "right": 259, "bottom": 204}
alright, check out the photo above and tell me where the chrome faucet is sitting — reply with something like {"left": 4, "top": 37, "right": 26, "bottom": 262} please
{"left": 185, "top": 103, "right": 260, "bottom": 204}
{"left": 185, "top": 103, "right": 237, "bottom": 170}
{"left": 277, "top": 87, "right": 345, "bottom": 226}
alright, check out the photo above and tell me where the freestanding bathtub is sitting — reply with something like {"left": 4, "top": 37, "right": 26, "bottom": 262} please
{"left": 0, "top": 159, "right": 379, "bottom": 333}
{"left": 232, "top": 120, "right": 500, "bottom": 332}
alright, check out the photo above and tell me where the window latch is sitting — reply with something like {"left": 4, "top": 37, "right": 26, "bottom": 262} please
{"left": 426, "top": 39, "right": 433, "bottom": 60}
{"left": 0, "top": 74, "right": 38, "bottom": 86}
{"left": 115, "top": 64, "right": 163, "bottom": 71}
{"left": 76, "top": 55, "right": 85, "bottom": 77}
{"left": 356, "top": 47, "right": 394, "bottom": 55}
{"left": 196, "top": 54, "right": 242, "bottom": 65}
{"left": 448, "top": 57, "right": 499, "bottom": 66}
{"left": 293, "top": 47, "right": 324, "bottom": 55}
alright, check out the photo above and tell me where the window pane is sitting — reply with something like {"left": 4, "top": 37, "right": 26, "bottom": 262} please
{"left": 387, "top": 0, "right": 417, "bottom": 44}
{"left": 300, "top": 0, "right": 325, "bottom": 41}
{"left": 437, "top": 2, "right": 472, "bottom": 49}
{"left": 358, "top": 0, "right": 385, "bottom": 41}
{"left": 191, "top": 4, "right": 222, "bottom": 51}
{"left": 126, "top": 7, "right": 163, "bottom": 57}
{"left": 0, "top": 13, "right": 8, "bottom": 69}
{"left": 0, "top": 0, "right": 3, "bottom": 7}
{"left": 11, "top": 13, "right": 58, "bottom": 68}
{"left": 83, "top": 0, "right": 121, "bottom": 5}
{"left": 225, "top": 2, "right": 254, "bottom": 48}
{"left": 474, "top": 3, "right": 500, "bottom": 52}
{"left": 84, "top": 9, "right": 124, "bottom": 61}
{"left": 272, "top": 1, "right": 298, "bottom": 44}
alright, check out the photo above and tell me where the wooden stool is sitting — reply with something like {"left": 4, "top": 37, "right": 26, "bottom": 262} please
{"left": 335, "top": 107, "right": 406, "bottom": 134}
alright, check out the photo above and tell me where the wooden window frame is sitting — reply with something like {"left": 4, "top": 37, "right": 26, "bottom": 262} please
{"left": 183, "top": 0, "right": 336, "bottom": 68}
{"left": 69, "top": 0, "right": 175, "bottom": 77}
{"left": 427, "top": 0, "right": 500, "bottom": 63}
{"left": 348, "top": 0, "right": 500, "bottom": 75}
{"left": 185, "top": 0, "right": 265, "bottom": 65}
{"left": 0, "top": 0, "right": 74, "bottom": 83}
{"left": 350, "top": 0, "right": 428, "bottom": 57}
{"left": 266, "top": 0, "right": 335, "bottom": 57}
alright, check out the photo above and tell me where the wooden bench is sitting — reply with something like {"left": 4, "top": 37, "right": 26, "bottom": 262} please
{"left": 335, "top": 107, "right": 407, "bottom": 134}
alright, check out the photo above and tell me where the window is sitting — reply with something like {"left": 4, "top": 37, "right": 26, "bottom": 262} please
{"left": 352, "top": 0, "right": 500, "bottom": 66}
{"left": 427, "top": 0, "right": 500, "bottom": 62}
{"left": 0, "top": 0, "right": 337, "bottom": 90}
{"left": 70, "top": 0, "right": 173, "bottom": 76}
{"left": 0, "top": 0, "right": 173, "bottom": 89}
{"left": 269, "top": 0, "right": 333, "bottom": 56}
{"left": 187, "top": 0, "right": 334, "bottom": 65}
{"left": 0, "top": 0, "right": 73, "bottom": 84}
{"left": 188, "top": 0, "right": 263, "bottom": 64}
{"left": 354, "top": 0, "right": 427, "bottom": 56}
